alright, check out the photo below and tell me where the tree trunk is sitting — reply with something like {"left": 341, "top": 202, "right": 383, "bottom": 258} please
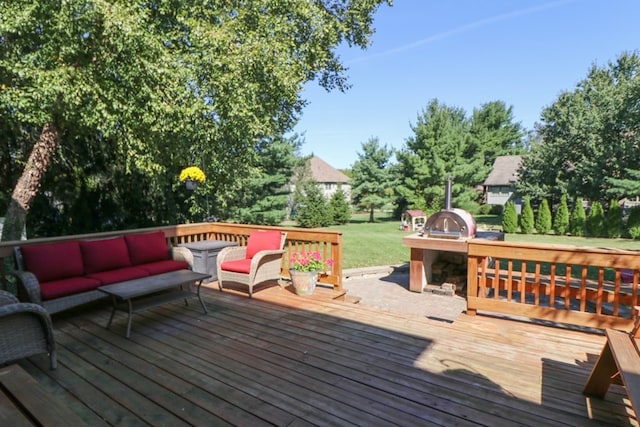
{"left": 1, "top": 123, "right": 60, "bottom": 241}
{"left": 369, "top": 206, "right": 374, "bottom": 223}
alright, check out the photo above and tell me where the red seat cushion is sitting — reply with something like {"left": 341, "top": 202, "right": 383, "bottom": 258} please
{"left": 125, "top": 231, "right": 169, "bottom": 265}
{"left": 39, "top": 276, "right": 102, "bottom": 300}
{"left": 80, "top": 236, "right": 131, "bottom": 274}
{"left": 139, "top": 260, "right": 189, "bottom": 275}
{"left": 245, "top": 230, "right": 282, "bottom": 259}
{"left": 86, "top": 266, "right": 150, "bottom": 285}
{"left": 21, "top": 241, "right": 84, "bottom": 283}
{"left": 220, "top": 259, "right": 252, "bottom": 274}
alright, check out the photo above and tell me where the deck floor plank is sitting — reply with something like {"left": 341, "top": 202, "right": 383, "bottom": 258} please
{"left": 12, "top": 285, "right": 638, "bottom": 426}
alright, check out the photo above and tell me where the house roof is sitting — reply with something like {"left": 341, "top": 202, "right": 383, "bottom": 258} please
{"left": 309, "top": 156, "right": 349, "bottom": 184}
{"left": 484, "top": 155, "right": 522, "bottom": 186}
{"left": 404, "top": 210, "right": 426, "bottom": 218}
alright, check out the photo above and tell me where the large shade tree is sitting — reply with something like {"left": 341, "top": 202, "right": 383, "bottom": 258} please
{"left": 0, "top": 0, "right": 390, "bottom": 240}
{"left": 518, "top": 51, "right": 640, "bottom": 205}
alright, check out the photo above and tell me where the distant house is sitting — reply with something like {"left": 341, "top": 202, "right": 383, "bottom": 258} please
{"left": 483, "top": 155, "right": 522, "bottom": 206}
{"left": 305, "top": 156, "right": 351, "bottom": 200}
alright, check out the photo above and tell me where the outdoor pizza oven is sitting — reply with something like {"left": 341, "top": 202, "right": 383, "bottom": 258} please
{"left": 423, "top": 176, "right": 477, "bottom": 239}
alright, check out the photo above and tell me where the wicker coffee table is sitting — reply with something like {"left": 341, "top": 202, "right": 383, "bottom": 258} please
{"left": 98, "top": 270, "right": 210, "bottom": 338}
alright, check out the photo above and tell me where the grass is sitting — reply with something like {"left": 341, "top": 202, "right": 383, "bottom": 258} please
{"left": 328, "top": 212, "right": 640, "bottom": 269}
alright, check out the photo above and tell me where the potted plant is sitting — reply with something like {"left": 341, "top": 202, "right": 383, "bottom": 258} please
{"left": 179, "top": 166, "right": 206, "bottom": 190}
{"left": 289, "top": 251, "right": 333, "bottom": 296}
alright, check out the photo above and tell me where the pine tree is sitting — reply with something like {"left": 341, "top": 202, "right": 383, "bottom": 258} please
{"left": 627, "top": 206, "right": 640, "bottom": 239}
{"left": 586, "top": 201, "right": 605, "bottom": 237}
{"left": 296, "top": 182, "right": 330, "bottom": 228}
{"left": 520, "top": 197, "right": 534, "bottom": 234}
{"left": 553, "top": 194, "right": 570, "bottom": 235}
{"left": 535, "top": 199, "right": 552, "bottom": 234}
{"left": 569, "top": 198, "right": 586, "bottom": 236}
{"left": 605, "top": 199, "right": 623, "bottom": 238}
{"left": 501, "top": 201, "right": 518, "bottom": 233}
{"left": 328, "top": 188, "right": 351, "bottom": 225}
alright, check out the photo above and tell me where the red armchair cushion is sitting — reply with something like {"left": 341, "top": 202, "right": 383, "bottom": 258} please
{"left": 220, "top": 258, "right": 252, "bottom": 274}
{"left": 139, "top": 260, "right": 189, "bottom": 275}
{"left": 245, "top": 230, "right": 282, "bottom": 259}
{"left": 39, "top": 276, "right": 102, "bottom": 300}
{"left": 21, "top": 241, "right": 84, "bottom": 283}
{"left": 125, "top": 231, "right": 169, "bottom": 265}
{"left": 80, "top": 237, "right": 131, "bottom": 274}
{"left": 86, "top": 266, "right": 149, "bottom": 285}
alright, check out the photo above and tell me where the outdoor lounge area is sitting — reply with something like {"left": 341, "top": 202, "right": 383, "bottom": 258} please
{"left": 1, "top": 222, "right": 639, "bottom": 425}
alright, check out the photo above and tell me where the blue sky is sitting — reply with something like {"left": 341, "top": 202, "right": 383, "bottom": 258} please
{"left": 292, "top": 0, "right": 640, "bottom": 170}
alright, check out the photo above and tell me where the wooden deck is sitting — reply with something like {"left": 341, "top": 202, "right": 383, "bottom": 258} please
{"left": 12, "top": 282, "right": 639, "bottom": 426}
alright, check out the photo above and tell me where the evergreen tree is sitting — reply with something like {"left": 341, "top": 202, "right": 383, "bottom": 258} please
{"left": 501, "top": 201, "right": 518, "bottom": 233}
{"left": 569, "top": 199, "right": 586, "bottom": 236}
{"left": 328, "top": 188, "right": 351, "bottom": 225}
{"left": 626, "top": 206, "right": 640, "bottom": 239}
{"left": 350, "top": 138, "right": 394, "bottom": 222}
{"left": 535, "top": 199, "right": 552, "bottom": 234}
{"left": 605, "top": 199, "right": 623, "bottom": 238}
{"left": 295, "top": 182, "right": 330, "bottom": 228}
{"left": 586, "top": 201, "right": 605, "bottom": 237}
{"left": 553, "top": 194, "right": 570, "bottom": 235}
{"left": 520, "top": 197, "right": 534, "bottom": 234}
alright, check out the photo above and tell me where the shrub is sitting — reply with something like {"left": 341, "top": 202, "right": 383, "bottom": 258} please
{"left": 519, "top": 197, "right": 534, "bottom": 234}
{"left": 569, "top": 198, "right": 586, "bottom": 236}
{"left": 627, "top": 206, "right": 640, "bottom": 239}
{"left": 501, "top": 201, "right": 518, "bottom": 233}
{"left": 490, "top": 204, "right": 504, "bottom": 215}
{"left": 605, "top": 199, "right": 623, "bottom": 238}
{"left": 586, "top": 201, "right": 605, "bottom": 237}
{"left": 535, "top": 199, "right": 552, "bottom": 234}
{"left": 553, "top": 194, "right": 570, "bottom": 235}
{"left": 328, "top": 188, "right": 351, "bottom": 225}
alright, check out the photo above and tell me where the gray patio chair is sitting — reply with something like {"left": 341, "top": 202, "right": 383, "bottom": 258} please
{"left": 0, "top": 290, "right": 57, "bottom": 369}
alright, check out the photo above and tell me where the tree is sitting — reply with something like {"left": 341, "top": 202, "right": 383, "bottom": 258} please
{"left": 295, "top": 181, "right": 330, "bottom": 228}
{"left": 350, "top": 138, "right": 394, "bottom": 222}
{"left": 501, "top": 201, "right": 518, "bottom": 233}
{"left": 520, "top": 197, "right": 534, "bottom": 234}
{"left": 553, "top": 194, "right": 570, "bottom": 235}
{"left": 328, "top": 188, "right": 351, "bottom": 225}
{"left": 0, "top": 0, "right": 390, "bottom": 240}
{"left": 518, "top": 52, "right": 640, "bottom": 204}
{"left": 627, "top": 206, "right": 640, "bottom": 239}
{"left": 535, "top": 199, "right": 552, "bottom": 234}
{"left": 586, "top": 201, "right": 605, "bottom": 237}
{"left": 570, "top": 199, "right": 586, "bottom": 236}
{"left": 605, "top": 199, "right": 623, "bottom": 238}
{"left": 468, "top": 100, "right": 525, "bottom": 165}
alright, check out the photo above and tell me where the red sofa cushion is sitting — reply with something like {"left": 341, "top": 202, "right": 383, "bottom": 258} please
{"left": 139, "top": 260, "right": 189, "bottom": 275}
{"left": 80, "top": 236, "right": 131, "bottom": 274}
{"left": 21, "top": 241, "right": 84, "bottom": 283}
{"left": 86, "top": 266, "right": 150, "bottom": 285}
{"left": 39, "top": 276, "right": 102, "bottom": 300}
{"left": 245, "top": 230, "right": 282, "bottom": 259}
{"left": 125, "top": 231, "right": 169, "bottom": 265}
{"left": 220, "top": 258, "right": 252, "bottom": 274}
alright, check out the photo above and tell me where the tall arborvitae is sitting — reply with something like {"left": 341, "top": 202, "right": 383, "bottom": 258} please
{"left": 586, "top": 201, "right": 605, "bottom": 237}
{"left": 605, "top": 199, "right": 623, "bottom": 238}
{"left": 535, "top": 199, "right": 552, "bottom": 234}
{"left": 553, "top": 194, "right": 570, "bottom": 235}
{"left": 520, "top": 197, "right": 534, "bottom": 234}
{"left": 569, "top": 198, "right": 586, "bottom": 236}
{"left": 627, "top": 206, "right": 640, "bottom": 239}
{"left": 501, "top": 201, "right": 518, "bottom": 233}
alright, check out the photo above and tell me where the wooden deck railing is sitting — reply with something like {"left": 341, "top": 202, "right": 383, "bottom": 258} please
{"left": 0, "top": 222, "right": 343, "bottom": 292}
{"left": 467, "top": 239, "right": 640, "bottom": 330}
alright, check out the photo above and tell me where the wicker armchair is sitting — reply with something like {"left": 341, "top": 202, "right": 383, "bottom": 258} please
{"left": 216, "top": 231, "right": 287, "bottom": 297}
{"left": 0, "top": 290, "right": 57, "bottom": 369}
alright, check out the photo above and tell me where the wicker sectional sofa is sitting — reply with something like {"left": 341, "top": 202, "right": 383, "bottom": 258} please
{"left": 13, "top": 231, "right": 194, "bottom": 314}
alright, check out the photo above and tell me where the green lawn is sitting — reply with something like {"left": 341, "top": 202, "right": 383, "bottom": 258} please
{"left": 327, "top": 212, "right": 640, "bottom": 269}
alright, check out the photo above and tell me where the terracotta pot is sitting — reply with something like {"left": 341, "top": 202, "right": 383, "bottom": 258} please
{"left": 289, "top": 269, "right": 318, "bottom": 296}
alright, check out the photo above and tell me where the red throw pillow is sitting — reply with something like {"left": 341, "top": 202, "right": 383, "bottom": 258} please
{"left": 124, "top": 231, "right": 170, "bottom": 265}
{"left": 21, "top": 241, "right": 84, "bottom": 283}
{"left": 245, "top": 230, "right": 282, "bottom": 259}
{"left": 80, "top": 236, "right": 131, "bottom": 274}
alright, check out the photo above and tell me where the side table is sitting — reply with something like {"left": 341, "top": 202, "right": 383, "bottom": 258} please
{"left": 180, "top": 240, "right": 238, "bottom": 282}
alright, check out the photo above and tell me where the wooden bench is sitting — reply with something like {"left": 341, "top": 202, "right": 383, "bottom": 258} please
{"left": 583, "top": 307, "right": 640, "bottom": 419}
